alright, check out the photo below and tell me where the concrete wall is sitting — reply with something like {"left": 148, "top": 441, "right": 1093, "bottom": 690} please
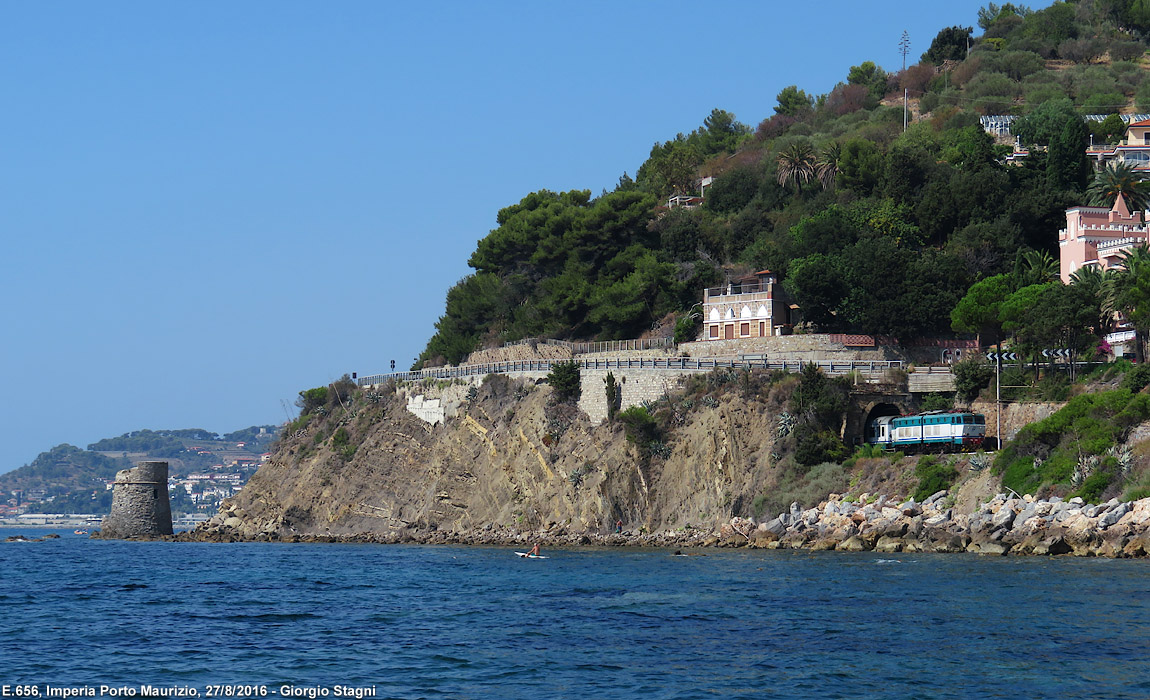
{"left": 908, "top": 371, "right": 956, "bottom": 393}
{"left": 398, "top": 378, "right": 485, "bottom": 425}
{"left": 579, "top": 369, "right": 688, "bottom": 424}
{"left": 398, "top": 373, "right": 548, "bottom": 425}
{"left": 99, "top": 461, "right": 173, "bottom": 539}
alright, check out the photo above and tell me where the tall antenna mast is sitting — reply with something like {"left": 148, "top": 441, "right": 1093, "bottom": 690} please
{"left": 899, "top": 31, "right": 910, "bottom": 131}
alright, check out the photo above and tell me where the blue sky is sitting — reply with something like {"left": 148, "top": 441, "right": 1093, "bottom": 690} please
{"left": 0, "top": 1, "right": 1045, "bottom": 472}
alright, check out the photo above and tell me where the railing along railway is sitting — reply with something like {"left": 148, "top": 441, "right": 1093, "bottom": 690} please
{"left": 356, "top": 357, "right": 906, "bottom": 387}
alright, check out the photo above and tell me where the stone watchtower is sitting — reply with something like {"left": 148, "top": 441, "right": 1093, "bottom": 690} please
{"left": 98, "top": 461, "right": 173, "bottom": 539}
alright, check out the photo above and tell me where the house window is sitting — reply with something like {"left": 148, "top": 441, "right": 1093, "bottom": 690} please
{"left": 725, "top": 325, "right": 734, "bottom": 339}
{"left": 709, "top": 325, "right": 718, "bottom": 339}
{"left": 740, "top": 322, "right": 750, "bottom": 336}
{"left": 759, "top": 321, "right": 765, "bottom": 337}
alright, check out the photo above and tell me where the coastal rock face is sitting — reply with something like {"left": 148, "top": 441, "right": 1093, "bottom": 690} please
{"left": 189, "top": 377, "right": 787, "bottom": 543}
{"left": 183, "top": 377, "right": 1150, "bottom": 558}
{"left": 96, "top": 461, "right": 173, "bottom": 539}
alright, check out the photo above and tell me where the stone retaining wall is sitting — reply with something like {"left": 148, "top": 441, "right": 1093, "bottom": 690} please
{"left": 971, "top": 399, "right": 1065, "bottom": 441}
{"left": 579, "top": 370, "right": 688, "bottom": 423}
{"left": 680, "top": 335, "right": 905, "bottom": 362}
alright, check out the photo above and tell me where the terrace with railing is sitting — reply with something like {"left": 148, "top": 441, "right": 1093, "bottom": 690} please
{"left": 355, "top": 356, "right": 905, "bottom": 388}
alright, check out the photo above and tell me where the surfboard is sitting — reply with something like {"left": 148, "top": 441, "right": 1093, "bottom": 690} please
{"left": 515, "top": 552, "right": 548, "bottom": 559}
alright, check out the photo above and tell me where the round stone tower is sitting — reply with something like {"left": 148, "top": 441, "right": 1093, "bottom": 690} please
{"left": 99, "top": 461, "right": 173, "bottom": 539}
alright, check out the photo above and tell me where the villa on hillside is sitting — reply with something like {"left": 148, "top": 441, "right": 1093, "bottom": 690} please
{"left": 1058, "top": 194, "right": 1148, "bottom": 283}
{"left": 702, "top": 269, "right": 793, "bottom": 340}
{"left": 981, "top": 114, "right": 1150, "bottom": 170}
{"left": 1087, "top": 117, "right": 1150, "bottom": 171}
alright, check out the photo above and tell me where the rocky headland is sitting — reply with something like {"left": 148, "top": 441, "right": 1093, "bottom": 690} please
{"left": 164, "top": 368, "right": 1150, "bottom": 558}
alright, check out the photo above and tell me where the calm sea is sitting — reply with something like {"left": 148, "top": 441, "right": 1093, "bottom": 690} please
{"left": 2, "top": 529, "right": 1149, "bottom": 699}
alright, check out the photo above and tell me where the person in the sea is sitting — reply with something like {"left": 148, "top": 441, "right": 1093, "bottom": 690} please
{"left": 529, "top": 543, "right": 540, "bottom": 557}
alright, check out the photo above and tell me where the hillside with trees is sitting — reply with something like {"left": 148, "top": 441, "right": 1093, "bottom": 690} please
{"left": 416, "top": 1, "right": 1150, "bottom": 370}
{"left": 0, "top": 425, "right": 280, "bottom": 515}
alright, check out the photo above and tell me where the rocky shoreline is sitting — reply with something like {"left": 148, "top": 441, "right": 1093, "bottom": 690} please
{"left": 723, "top": 490, "right": 1150, "bottom": 558}
{"left": 166, "top": 491, "right": 1150, "bottom": 557}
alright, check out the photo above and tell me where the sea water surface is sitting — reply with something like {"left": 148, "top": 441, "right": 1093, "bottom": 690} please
{"left": 2, "top": 530, "right": 1149, "bottom": 699}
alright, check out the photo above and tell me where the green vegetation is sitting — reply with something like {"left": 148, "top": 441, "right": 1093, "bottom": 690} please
{"left": 547, "top": 361, "right": 582, "bottom": 403}
{"left": 789, "top": 363, "right": 851, "bottom": 467}
{"left": 604, "top": 372, "right": 620, "bottom": 423}
{"left": 995, "top": 388, "right": 1150, "bottom": 499}
{"left": 618, "top": 406, "right": 659, "bottom": 450}
{"left": 2, "top": 423, "right": 278, "bottom": 515}
{"left": 754, "top": 462, "right": 852, "bottom": 518}
{"left": 296, "top": 375, "right": 358, "bottom": 416}
{"left": 331, "top": 427, "right": 357, "bottom": 461}
{"left": 412, "top": 2, "right": 1150, "bottom": 369}
{"left": 87, "top": 430, "right": 185, "bottom": 457}
{"left": 913, "top": 455, "right": 959, "bottom": 501}
{"left": 921, "top": 392, "right": 955, "bottom": 411}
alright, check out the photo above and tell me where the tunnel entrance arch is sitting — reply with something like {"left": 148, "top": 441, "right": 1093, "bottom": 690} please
{"left": 865, "top": 402, "right": 903, "bottom": 426}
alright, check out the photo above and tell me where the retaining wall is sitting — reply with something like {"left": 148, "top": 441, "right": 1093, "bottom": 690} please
{"left": 579, "top": 370, "right": 688, "bottom": 424}
{"left": 680, "top": 335, "right": 904, "bottom": 362}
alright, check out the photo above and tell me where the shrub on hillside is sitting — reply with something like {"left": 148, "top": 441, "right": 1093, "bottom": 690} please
{"left": 913, "top": 456, "right": 959, "bottom": 501}
{"left": 674, "top": 314, "right": 701, "bottom": 344}
{"left": 953, "top": 356, "right": 995, "bottom": 402}
{"left": 618, "top": 405, "right": 658, "bottom": 446}
{"left": 296, "top": 387, "right": 329, "bottom": 415}
{"left": 921, "top": 392, "right": 955, "bottom": 411}
{"left": 794, "top": 429, "right": 850, "bottom": 467}
{"left": 788, "top": 363, "right": 851, "bottom": 467}
{"left": 994, "top": 389, "right": 1150, "bottom": 495}
{"left": 1110, "top": 40, "right": 1145, "bottom": 62}
{"left": 547, "top": 360, "right": 581, "bottom": 403}
{"left": 1121, "top": 363, "right": 1150, "bottom": 393}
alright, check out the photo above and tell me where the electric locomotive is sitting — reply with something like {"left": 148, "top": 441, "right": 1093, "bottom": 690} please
{"left": 866, "top": 410, "right": 986, "bottom": 451}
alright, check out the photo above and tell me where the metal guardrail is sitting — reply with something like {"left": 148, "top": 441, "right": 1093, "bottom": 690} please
{"left": 356, "top": 358, "right": 906, "bottom": 387}
{"left": 501, "top": 337, "right": 674, "bottom": 354}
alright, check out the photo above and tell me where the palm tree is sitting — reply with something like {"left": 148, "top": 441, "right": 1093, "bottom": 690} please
{"left": 1013, "top": 249, "right": 1059, "bottom": 288}
{"left": 1070, "top": 265, "right": 1117, "bottom": 338}
{"left": 1103, "top": 246, "right": 1150, "bottom": 362}
{"left": 776, "top": 142, "right": 816, "bottom": 194}
{"left": 815, "top": 142, "right": 841, "bottom": 190}
{"left": 1087, "top": 161, "right": 1150, "bottom": 215}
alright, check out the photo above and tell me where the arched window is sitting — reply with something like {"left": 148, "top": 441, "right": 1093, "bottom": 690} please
{"left": 757, "top": 304, "right": 769, "bottom": 317}
{"left": 740, "top": 305, "right": 752, "bottom": 319}
{"left": 709, "top": 308, "right": 720, "bottom": 321}
{"left": 724, "top": 308, "right": 734, "bottom": 320}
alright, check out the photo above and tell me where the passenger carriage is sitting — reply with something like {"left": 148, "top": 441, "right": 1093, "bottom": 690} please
{"left": 866, "top": 410, "right": 986, "bottom": 452}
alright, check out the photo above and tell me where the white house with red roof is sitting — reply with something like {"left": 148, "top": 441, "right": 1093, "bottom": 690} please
{"left": 1059, "top": 194, "right": 1149, "bottom": 283}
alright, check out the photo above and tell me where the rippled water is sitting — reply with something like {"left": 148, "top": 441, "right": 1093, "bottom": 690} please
{"left": 3, "top": 530, "right": 1150, "bottom": 699}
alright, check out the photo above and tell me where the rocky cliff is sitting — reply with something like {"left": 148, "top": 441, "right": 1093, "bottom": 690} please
{"left": 194, "top": 373, "right": 798, "bottom": 543}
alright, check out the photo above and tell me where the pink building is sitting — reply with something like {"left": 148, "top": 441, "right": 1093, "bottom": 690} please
{"left": 1058, "top": 195, "right": 1149, "bottom": 283}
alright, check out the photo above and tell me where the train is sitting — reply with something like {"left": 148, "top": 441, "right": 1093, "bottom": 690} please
{"left": 865, "top": 410, "right": 986, "bottom": 451}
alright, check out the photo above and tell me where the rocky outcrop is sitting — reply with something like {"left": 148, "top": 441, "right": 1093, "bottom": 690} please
{"left": 180, "top": 375, "right": 1150, "bottom": 558}
{"left": 184, "top": 376, "right": 788, "bottom": 544}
